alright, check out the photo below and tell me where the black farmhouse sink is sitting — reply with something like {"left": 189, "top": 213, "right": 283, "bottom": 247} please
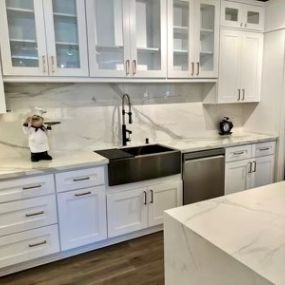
{"left": 95, "top": 144, "right": 181, "bottom": 186}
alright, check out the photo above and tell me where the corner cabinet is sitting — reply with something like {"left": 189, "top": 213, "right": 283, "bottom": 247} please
{"left": 167, "top": 0, "right": 220, "bottom": 78}
{"left": 0, "top": 0, "right": 88, "bottom": 77}
{"left": 86, "top": 0, "right": 167, "bottom": 78}
{"left": 218, "top": 29, "right": 263, "bottom": 103}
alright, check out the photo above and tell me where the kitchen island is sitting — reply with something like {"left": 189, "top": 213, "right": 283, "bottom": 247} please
{"left": 164, "top": 182, "right": 285, "bottom": 285}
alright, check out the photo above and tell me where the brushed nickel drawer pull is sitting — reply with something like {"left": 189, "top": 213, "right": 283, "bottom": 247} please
{"left": 25, "top": 211, "right": 44, "bottom": 218}
{"left": 73, "top": 177, "right": 90, "bottom": 182}
{"left": 75, "top": 191, "right": 92, "bottom": 197}
{"left": 143, "top": 191, "right": 147, "bottom": 205}
{"left": 29, "top": 240, "right": 47, "bottom": 248}
{"left": 252, "top": 161, "right": 257, "bottom": 173}
{"left": 196, "top": 62, "right": 200, "bottom": 76}
{"left": 248, "top": 162, "right": 252, "bottom": 174}
{"left": 51, "top": 56, "right": 55, "bottom": 73}
{"left": 237, "top": 89, "right": 241, "bottom": 101}
{"left": 150, "top": 190, "right": 154, "bottom": 204}
{"left": 22, "top": 185, "right": 42, "bottom": 190}
{"left": 259, "top": 147, "right": 270, "bottom": 151}
{"left": 126, "top": 60, "right": 130, "bottom": 75}
{"left": 132, "top": 59, "right": 137, "bottom": 75}
{"left": 191, "top": 62, "right": 195, "bottom": 76}
{"left": 42, "top": 55, "right": 46, "bottom": 73}
{"left": 242, "top": 89, "right": 245, "bottom": 101}
{"left": 233, "top": 151, "right": 245, "bottom": 155}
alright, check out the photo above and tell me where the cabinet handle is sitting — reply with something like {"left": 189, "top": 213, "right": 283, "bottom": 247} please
{"left": 252, "top": 161, "right": 257, "bottom": 173}
{"left": 248, "top": 162, "right": 252, "bottom": 173}
{"left": 150, "top": 190, "right": 154, "bottom": 204}
{"left": 29, "top": 240, "right": 47, "bottom": 248}
{"left": 245, "top": 23, "right": 247, "bottom": 28}
{"left": 51, "top": 56, "right": 55, "bottom": 73}
{"left": 242, "top": 89, "right": 245, "bottom": 101}
{"left": 196, "top": 62, "right": 200, "bottom": 76}
{"left": 233, "top": 151, "right": 244, "bottom": 155}
{"left": 126, "top": 60, "right": 130, "bottom": 75}
{"left": 74, "top": 191, "right": 92, "bottom": 197}
{"left": 240, "top": 23, "right": 243, "bottom": 27}
{"left": 132, "top": 60, "right": 137, "bottom": 75}
{"left": 238, "top": 89, "right": 241, "bottom": 101}
{"left": 22, "top": 185, "right": 42, "bottom": 191}
{"left": 26, "top": 211, "right": 45, "bottom": 218}
{"left": 143, "top": 191, "right": 147, "bottom": 205}
{"left": 259, "top": 147, "right": 270, "bottom": 151}
{"left": 73, "top": 177, "right": 90, "bottom": 182}
{"left": 191, "top": 62, "right": 195, "bottom": 76}
{"left": 42, "top": 56, "right": 46, "bottom": 73}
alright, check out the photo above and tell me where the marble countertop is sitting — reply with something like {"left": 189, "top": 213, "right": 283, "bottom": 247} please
{"left": 165, "top": 182, "right": 285, "bottom": 284}
{"left": 0, "top": 132, "right": 277, "bottom": 181}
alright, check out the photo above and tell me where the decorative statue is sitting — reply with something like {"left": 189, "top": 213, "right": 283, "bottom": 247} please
{"left": 23, "top": 108, "right": 52, "bottom": 162}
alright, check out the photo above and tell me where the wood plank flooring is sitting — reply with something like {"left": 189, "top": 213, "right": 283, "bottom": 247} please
{"left": 0, "top": 232, "right": 164, "bottom": 285}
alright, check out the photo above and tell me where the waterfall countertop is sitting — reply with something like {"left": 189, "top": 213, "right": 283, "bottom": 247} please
{"left": 0, "top": 132, "right": 277, "bottom": 180}
{"left": 164, "top": 182, "right": 285, "bottom": 285}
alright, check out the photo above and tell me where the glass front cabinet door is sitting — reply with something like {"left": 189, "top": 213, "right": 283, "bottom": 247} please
{"left": 0, "top": 0, "right": 48, "bottom": 76}
{"left": 168, "top": 0, "right": 219, "bottom": 78}
{"left": 87, "top": 0, "right": 167, "bottom": 78}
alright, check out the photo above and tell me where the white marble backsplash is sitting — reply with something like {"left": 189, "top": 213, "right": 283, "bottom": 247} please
{"left": 0, "top": 83, "right": 248, "bottom": 152}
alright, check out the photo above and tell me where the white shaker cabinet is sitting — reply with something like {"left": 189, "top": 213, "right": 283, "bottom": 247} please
{"left": 218, "top": 30, "right": 263, "bottom": 103}
{"left": 167, "top": 0, "right": 220, "bottom": 78}
{"left": 252, "top": 156, "right": 275, "bottom": 188}
{"left": 87, "top": 0, "right": 167, "bottom": 78}
{"left": 57, "top": 186, "right": 107, "bottom": 251}
{"left": 0, "top": 0, "right": 88, "bottom": 77}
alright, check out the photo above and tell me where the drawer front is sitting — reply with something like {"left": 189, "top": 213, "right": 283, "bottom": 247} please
{"left": 226, "top": 145, "right": 252, "bottom": 162}
{"left": 56, "top": 167, "right": 105, "bottom": 193}
{"left": 0, "top": 195, "right": 57, "bottom": 237}
{"left": 0, "top": 175, "right": 55, "bottom": 204}
{"left": 253, "top": 141, "right": 276, "bottom": 158}
{"left": 0, "top": 225, "right": 59, "bottom": 269}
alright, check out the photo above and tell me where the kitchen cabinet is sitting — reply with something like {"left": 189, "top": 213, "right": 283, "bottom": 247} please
{"left": 0, "top": 62, "right": 6, "bottom": 114}
{"left": 167, "top": 0, "right": 220, "bottom": 78}
{"left": 218, "top": 30, "right": 263, "bottom": 103}
{"left": 225, "top": 141, "right": 275, "bottom": 195}
{"left": 57, "top": 186, "right": 107, "bottom": 251}
{"left": 107, "top": 177, "right": 182, "bottom": 238}
{"left": 221, "top": 0, "right": 264, "bottom": 31}
{"left": 87, "top": 0, "right": 167, "bottom": 78}
{"left": 0, "top": 0, "right": 88, "bottom": 77}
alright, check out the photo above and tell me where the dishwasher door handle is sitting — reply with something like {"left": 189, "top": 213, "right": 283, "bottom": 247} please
{"left": 184, "top": 155, "right": 225, "bottom": 163}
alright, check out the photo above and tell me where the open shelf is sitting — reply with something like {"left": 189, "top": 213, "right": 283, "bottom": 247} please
{"left": 6, "top": 7, "right": 34, "bottom": 14}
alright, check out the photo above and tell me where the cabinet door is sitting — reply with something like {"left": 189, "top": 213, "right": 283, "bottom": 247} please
{"left": 196, "top": 0, "right": 220, "bottom": 78}
{"left": 252, "top": 156, "right": 275, "bottom": 188}
{"left": 107, "top": 188, "right": 148, "bottom": 238}
{"left": 243, "top": 5, "right": 264, "bottom": 31}
{"left": 148, "top": 181, "right": 181, "bottom": 227}
{"left": 225, "top": 160, "right": 251, "bottom": 195}
{"left": 240, "top": 33, "right": 263, "bottom": 103}
{"left": 0, "top": 0, "right": 48, "bottom": 76}
{"left": 58, "top": 186, "right": 107, "bottom": 251}
{"left": 0, "top": 64, "right": 6, "bottom": 114}
{"left": 218, "top": 30, "right": 242, "bottom": 103}
{"left": 87, "top": 0, "right": 130, "bottom": 77}
{"left": 168, "top": 0, "right": 195, "bottom": 78}
{"left": 129, "top": 0, "right": 167, "bottom": 78}
{"left": 43, "top": 0, "right": 89, "bottom": 76}
{"left": 221, "top": 1, "right": 243, "bottom": 28}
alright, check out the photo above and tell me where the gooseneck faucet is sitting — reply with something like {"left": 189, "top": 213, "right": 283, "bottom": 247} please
{"left": 122, "top": 94, "right": 133, "bottom": 146}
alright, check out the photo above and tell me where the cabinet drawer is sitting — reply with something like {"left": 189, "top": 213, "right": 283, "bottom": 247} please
{"left": 253, "top": 141, "right": 275, "bottom": 158}
{"left": 56, "top": 167, "right": 105, "bottom": 193}
{"left": 0, "top": 225, "right": 59, "bottom": 269}
{"left": 0, "top": 195, "right": 57, "bottom": 237}
{"left": 226, "top": 145, "right": 252, "bottom": 162}
{"left": 0, "top": 175, "right": 55, "bottom": 204}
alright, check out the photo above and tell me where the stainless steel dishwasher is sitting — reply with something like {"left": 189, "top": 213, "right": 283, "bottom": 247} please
{"left": 183, "top": 148, "right": 225, "bottom": 205}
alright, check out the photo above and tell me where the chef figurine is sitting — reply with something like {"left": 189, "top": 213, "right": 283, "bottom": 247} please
{"left": 23, "top": 108, "right": 53, "bottom": 162}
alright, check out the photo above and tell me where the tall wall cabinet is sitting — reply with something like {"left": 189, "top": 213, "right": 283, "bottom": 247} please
{"left": 0, "top": 0, "right": 88, "bottom": 77}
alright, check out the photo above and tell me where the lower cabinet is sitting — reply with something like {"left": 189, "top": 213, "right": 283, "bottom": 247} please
{"left": 107, "top": 178, "right": 182, "bottom": 238}
{"left": 253, "top": 156, "right": 275, "bottom": 188}
{"left": 57, "top": 186, "right": 107, "bottom": 251}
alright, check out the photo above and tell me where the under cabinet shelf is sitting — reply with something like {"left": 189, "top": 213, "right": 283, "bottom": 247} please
{"left": 6, "top": 7, "right": 34, "bottom": 14}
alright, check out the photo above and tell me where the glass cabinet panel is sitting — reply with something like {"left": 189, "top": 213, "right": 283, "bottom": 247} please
{"left": 135, "top": 0, "right": 161, "bottom": 72}
{"left": 172, "top": 0, "right": 189, "bottom": 71}
{"left": 94, "top": 0, "right": 125, "bottom": 72}
{"left": 225, "top": 7, "right": 239, "bottom": 23}
{"left": 52, "top": 0, "right": 80, "bottom": 69}
{"left": 5, "top": 0, "right": 39, "bottom": 68}
{"left": 199, "top": 3, "right": 215, "bottom": 73}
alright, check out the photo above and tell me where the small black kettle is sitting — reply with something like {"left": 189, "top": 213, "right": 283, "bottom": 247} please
{"left": 219, "top": 117, "right": 233, "bottom": 136}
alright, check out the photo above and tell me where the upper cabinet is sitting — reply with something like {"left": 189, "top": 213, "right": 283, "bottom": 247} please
{"left": 221, "top": 0, "right": 264, "bottom": 32}
{"left": 0, "top": 0, "right": 88, "bottom": 77}
{"left": 168, "top": 0, "right": 220, "bottom": 79}
{"left": 87, "top": 0, "right": 167, "bottom": 78}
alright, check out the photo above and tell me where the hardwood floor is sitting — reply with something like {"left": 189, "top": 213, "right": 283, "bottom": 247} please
{"left": 0, "top": 232, "right": 164, "bottom": 285}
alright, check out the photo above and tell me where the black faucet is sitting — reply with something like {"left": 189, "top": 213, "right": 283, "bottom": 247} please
{"left": 122, "top": 94, "right": 133, "bottom": 146}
